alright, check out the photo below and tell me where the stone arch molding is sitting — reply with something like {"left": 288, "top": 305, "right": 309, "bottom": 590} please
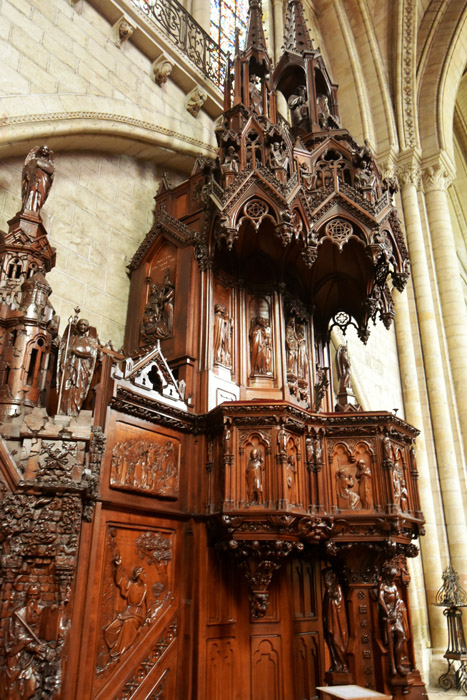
{"left": 0, "top": 94, "right": 217, "bottom": 165}
{"left": 417, "top": 0, "right": 467, "bottom": 165}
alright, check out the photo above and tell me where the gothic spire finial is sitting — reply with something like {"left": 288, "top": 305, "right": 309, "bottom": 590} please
{"left": 283, "top": 0, "right": 314, "bottom": 54}
{"left": 244, "top": 0, "right": 269, "bottom": 56}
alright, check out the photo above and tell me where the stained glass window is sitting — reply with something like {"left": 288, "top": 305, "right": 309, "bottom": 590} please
{"left": 211, "top": 0, "right": 249, "bottom": 58}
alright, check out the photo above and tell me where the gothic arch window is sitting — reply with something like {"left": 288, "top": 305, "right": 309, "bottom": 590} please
{"left": 210, "top": 0, "right": 248, "bottom": 56}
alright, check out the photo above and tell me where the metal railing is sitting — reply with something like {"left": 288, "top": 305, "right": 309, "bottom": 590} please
{"left": 131, "top": 0, "right": 227, "bottom": 89}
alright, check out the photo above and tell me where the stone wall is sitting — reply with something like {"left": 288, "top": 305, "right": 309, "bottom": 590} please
{"left": 0, "top": 152, "right": 166, "bottom": 348}
{"left": 0, "top": 0, "right": 215, "bottom": 347}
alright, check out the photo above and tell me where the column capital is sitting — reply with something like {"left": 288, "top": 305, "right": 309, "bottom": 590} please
{"left": 421, "top": 150, "right": 456, "bottom": 191}
{"left": 395, "top": 148, "right": 422, "bottom": 188}
{"left": 422, "top": 163, "right": 453, "bottom": 192}
{"left": 397, "top": 161, "right": 421, "bottom": 188}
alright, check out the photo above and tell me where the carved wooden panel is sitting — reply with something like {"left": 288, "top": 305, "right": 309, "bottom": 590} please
{"left": 109, "top": 422, "right": 180, "bottom": 500}
{"left": 207, "top": 548, "right": 236, "bottom": 625}
{"left": 96, "top": 525, "right": 175, "bottom": 676}
{"left": 206, "top": 638, "right": 237, "bottom": 699}
{"left": 147, "top": 242, "right": 177, "bottom": 297}
{"left": 250, "top": 636, "right": 283, "bottom": 700}
{"left": 330, "top": 440, "right": 376, "bottom": 512}
{"left": 290, "top": 558, "right": 317, "bottom": 619}
{"left": 294, "top": 632, "right": 320, "bottom": 700}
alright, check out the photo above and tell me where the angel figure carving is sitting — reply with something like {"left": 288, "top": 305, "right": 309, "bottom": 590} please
{"left": 58, "top": 315, "right": 100, "bottom": 416}
{"left": 21, "top": 146, "right": 55, "bottom": 215}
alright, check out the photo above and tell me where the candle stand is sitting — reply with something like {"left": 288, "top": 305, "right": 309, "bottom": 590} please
{"left": 435, "top": 565, "right": 467, "bottom": 693}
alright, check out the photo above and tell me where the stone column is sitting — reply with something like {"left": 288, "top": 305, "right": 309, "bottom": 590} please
{"left": 191, "top": 0, "right": 210, "bottom": 33}
{"left": 393, "top": 286, "right": 445, "bottom": 651}
{"left": 272, "top": 0, "right": 284, "bottom": 63}
{"left": 397, "top": 160, "right": 467, "bottom": 634}
{"left": 272, "top": 0, "right": 288, "bottom": 117}
{"left": 423, "top": 161, "right": 467, "bottom": 472}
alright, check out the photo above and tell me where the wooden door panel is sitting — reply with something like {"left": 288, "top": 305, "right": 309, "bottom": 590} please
{"left": 251, "top": 636, "right": 283, "bottom": 700}
{"left": 206, "top": 637, "right": 238, "bottom": 700}
{"left": 293, "top": 632, "right": 321, "bottom": 700}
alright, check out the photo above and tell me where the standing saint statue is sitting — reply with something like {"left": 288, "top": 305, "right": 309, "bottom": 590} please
{"left": 322, "top": 568, "right": 349, "bottom": 672}
{"left": 285, "top": 318, "right": 298, "bottom": 376}
{"left": 335, "top": 343, "right": 360, "bottom": 411}
{"left": 20, "top": 146, "right": 55, "bottom": 215}
{"left": 58, "top": 315, "right": 100, "bottom": 416}
{"left": 213, "top": 304, "right": 232, "bottom": 368}
{"left": 336, "top": 344, "right": 351, "bottom": 393}
{"left": 378, "top": 565, "right": 410, "bottom": 676}
{"left": 250, "top": 317, "right": 272, "bottom": 376}
{"left": 356, "top": 459, "right": 373, "bottom": 509}
{"left": 246, "top": 448, "right": 264, "bottom": 504}
{"left": 296, "top": 321, "right": 308, "bottom": 380}
{"left": 288, "top": 85, "right": 308, "bottom": 129}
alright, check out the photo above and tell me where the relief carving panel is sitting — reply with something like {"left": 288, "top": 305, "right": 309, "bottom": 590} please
{"left": 110, "top": 423, "right": 180, "bottom": 499}
{"left": 96, "top": 526, "right": 174, "bottom": 674}
{"left": 330, "top": 441, "right": 376, "bottom": 512}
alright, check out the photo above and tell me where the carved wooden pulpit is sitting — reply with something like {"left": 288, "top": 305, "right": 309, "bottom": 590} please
{"left": 0, "top": 1, "right": 427, "bottom": 699}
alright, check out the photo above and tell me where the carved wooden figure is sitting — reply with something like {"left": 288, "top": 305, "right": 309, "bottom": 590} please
{"left": 378, "top": 565, "right": 411, "bottom": 677}
{"left": 20, "top": 146, "right": 55, "bottom": 216}
{"left": 58, "top": 315, "right": 100, "bottom": 416}
{"left": 246, "top": 447, "right": 264, "bottom": 504}
{"left": 322, "top": 568, "right": 349, "bottom": 673}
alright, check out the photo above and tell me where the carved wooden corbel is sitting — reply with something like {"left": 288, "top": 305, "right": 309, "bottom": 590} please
{"left": 223, "top": 538, "right": 304, "bottom": 618}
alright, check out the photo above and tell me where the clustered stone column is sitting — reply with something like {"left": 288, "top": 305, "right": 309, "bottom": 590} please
{"left": 396, "top": 155, "right": 467, "bottom": 654}
{"left": 423, "top": 162, "right": 467, "bottom": 465}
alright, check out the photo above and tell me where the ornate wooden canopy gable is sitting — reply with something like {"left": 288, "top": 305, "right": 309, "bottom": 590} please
{"left": 130, "top": 0, "right": 409, "bottom": 347}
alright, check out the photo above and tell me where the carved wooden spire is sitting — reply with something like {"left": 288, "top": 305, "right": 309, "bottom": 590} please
{"left": 243, "top": 0, "right": 271, "bottom": 66}
{"left": 283, "top": 0, "right": 314, "bottom": 54}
